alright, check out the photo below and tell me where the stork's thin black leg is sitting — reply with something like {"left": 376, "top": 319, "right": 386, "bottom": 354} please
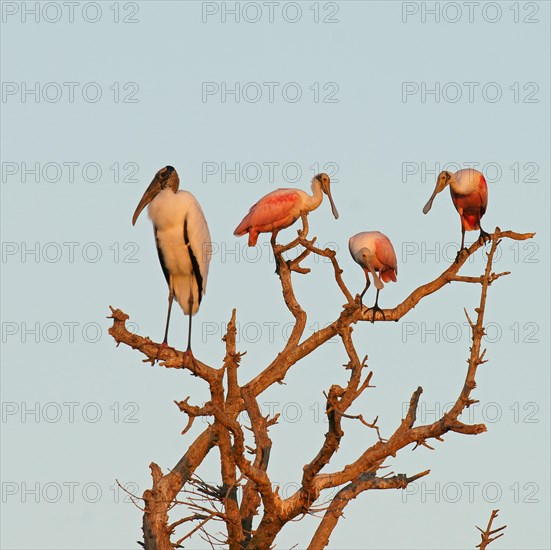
{"left": 368, "top": 289, "right": 385, "bottom": 324}
{"left": 184, "top": 293, "right": 197, "bottom": 375}
{"left": 187, "top": 313, "right": 192, "bottom": 352}
{"left": 154, "top": 288, "right": 176, "bottom": 363}
{"left": 162, "top": 288, "right": 174, "bottom": 344}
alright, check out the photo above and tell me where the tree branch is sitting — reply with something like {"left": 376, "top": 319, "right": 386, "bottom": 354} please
{"left": 273, "top": 231, "right": 505, "bottom": 544}
{"left": 476, "top": 509, "right": 506, "bottom": 549}
{"left": 308, "top": 470, "right": 431, "bottom": 550}
{"left": 107, "top": 227, "right": 533, "bottom": 549}
{"left": 107, "top": 307, "right": 220, "bottom": 384}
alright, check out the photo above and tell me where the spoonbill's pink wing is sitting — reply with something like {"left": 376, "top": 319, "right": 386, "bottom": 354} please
{"left": 375, "top": 236, "right": 398, "bottom": 279}
{"left": 478, "top": 174, "right": 488, "bottom": 216}
{"left": 453, "top": 184, "right": 487, "bottom": 231}
{"left": 234, "top": 189, "right": 300, "bottom": 235}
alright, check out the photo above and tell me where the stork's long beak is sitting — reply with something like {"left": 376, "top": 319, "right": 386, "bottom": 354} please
{"left": 325, "top": 186, "right": 339, "bottom": 219}
{"left": 132, "top": 177, "right": 161, "bottom": 225}
{"left": 422, "top": 185, "right": 440, "bottom": 215}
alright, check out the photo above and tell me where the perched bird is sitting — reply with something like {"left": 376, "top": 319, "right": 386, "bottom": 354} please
{"left": 423, "top": 168, "right": 489, "bottom": 259}
{"left": 349, "top": 231, "right": 398, "bottom": 323}
{"left": 132, "top": 166, "right": 211, "bottom": 356}
{"left": 234, "top": 173, "right": 339, "bottom": 263}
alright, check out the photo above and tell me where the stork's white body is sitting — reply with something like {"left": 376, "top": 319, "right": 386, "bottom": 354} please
{"left": 147, "top": 189, "right": 211, "bottom": 315}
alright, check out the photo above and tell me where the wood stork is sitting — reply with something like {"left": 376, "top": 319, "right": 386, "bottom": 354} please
{"left": 423, "top": 168, "right": 489, "bottom": 259}
{"left": 132, "top": 166, "right": 211, "bottom": 356}
{"left": 349, "top": 231, "right": 398, "bottom": 323}
{"left": 234, "top": 173, "right": 338, "bottom": 268}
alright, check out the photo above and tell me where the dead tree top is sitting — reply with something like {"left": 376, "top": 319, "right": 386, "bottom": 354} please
{"left": 108, "top": 227, "right": 533, "bottom": 550}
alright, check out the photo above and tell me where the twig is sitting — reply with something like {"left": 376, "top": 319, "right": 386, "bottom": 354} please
{"left": 308, "top": 470, "right": 431, "bottom": 550}
{"left": 476, "top": 509, "right": 506, "bottom": 549}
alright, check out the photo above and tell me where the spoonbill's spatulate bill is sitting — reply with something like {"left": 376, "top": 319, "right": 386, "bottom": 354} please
{"left": 234, "top": 173, "right": 339, "bottom": 261}
{"left": 423, "top": 168, "right": 489, "bottom": 258}
{"left": 349, "top": 231, "right": 398, "bottom": 323}
{"left": 132, "top": 165, "right": 211, "bottom": 355}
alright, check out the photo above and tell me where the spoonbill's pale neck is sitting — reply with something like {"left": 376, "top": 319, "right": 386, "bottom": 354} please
{"left": 357, "top": 247, "right": 384, "bottom": 291}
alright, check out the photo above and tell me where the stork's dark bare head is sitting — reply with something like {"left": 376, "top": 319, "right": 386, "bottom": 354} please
{"left": 132, "top": 165, "right": 180, "bottom": 225}
{"left": 156, "top": 165, "right": 179, "bottom": 193}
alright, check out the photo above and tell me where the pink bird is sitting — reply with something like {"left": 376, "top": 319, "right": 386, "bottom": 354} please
{"left": 349, "top": 231, "right": 398, "bottom": 322}
{"left": 234, "top": 173, "right": 339, "bottom": 268}
{"left": 423, "top": 168, "right": 489, "bottom": 259}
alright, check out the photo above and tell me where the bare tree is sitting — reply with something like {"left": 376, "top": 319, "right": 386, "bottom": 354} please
{"left": 109, "top": 225, "right": 533, "bottom": 550}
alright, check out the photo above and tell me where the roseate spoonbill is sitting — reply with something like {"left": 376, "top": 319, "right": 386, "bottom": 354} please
{"left": 234, "top": 173, "right": 339, "bottom": 268}
{"left": 349, "top": 231, "right": 398, "bottom": 323}
{"left": 423, "top": 168, "right": 489, "bottom": 259}
{"left": 132, "top": 166, "right": 211, "bottom": 356}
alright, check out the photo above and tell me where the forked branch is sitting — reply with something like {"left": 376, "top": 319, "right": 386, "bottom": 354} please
{"left": 107, "top": 228, "right": 533, "bottom": 549}
{"left": 476, "top": 509, "right": 507, "bottom": 549}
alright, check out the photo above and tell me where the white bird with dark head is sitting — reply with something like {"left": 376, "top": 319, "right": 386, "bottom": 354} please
{"left": 132, "top": 165, "right": 211, "bottom": 356}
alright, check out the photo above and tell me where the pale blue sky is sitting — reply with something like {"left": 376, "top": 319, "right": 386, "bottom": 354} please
{"left": 1, "top": 1, "right": 549, "bottom": 549}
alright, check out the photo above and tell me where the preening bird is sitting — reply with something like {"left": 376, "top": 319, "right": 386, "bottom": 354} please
{"left": 234, "top": 173, "right": 339, "bottom": 259}
{"left": 349, "top": 231, "right": 398, "bottom": 323}
{"left": 423, "top": 168, "right": 489, "bottom": 258}
{"left": 132, "top": 166, "right": 211, "bottom": 356}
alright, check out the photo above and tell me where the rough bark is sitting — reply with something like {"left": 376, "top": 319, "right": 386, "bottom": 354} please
{"left": 108, "top": 228, "right": 532, "bottom": 549}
